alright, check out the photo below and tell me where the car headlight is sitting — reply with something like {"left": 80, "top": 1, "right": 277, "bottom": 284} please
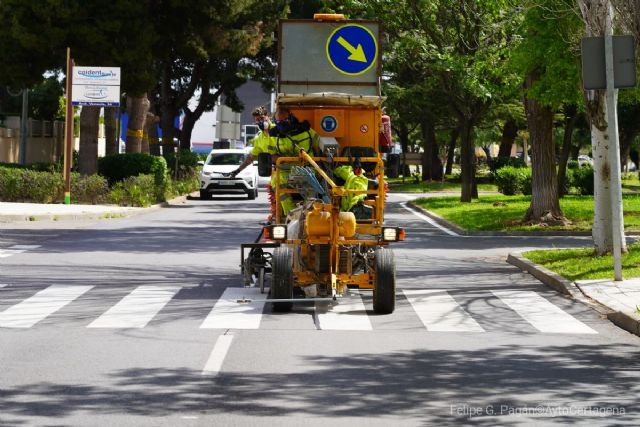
{"left": 202, "top": 171, "right": 212, "bottom": 176}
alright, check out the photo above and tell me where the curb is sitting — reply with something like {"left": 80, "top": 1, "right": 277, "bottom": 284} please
{"left": 507, "top": 251, "right": 640, "bottom": 337}
{"left": 0, "top": 192, "right": 196, "bottom": 223}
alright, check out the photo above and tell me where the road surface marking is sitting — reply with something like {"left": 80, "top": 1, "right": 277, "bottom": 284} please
{"left": 315, "top": 291, "right": 373, "bottom": 330}
{"left": 400, "top": 203, "right": 459, "bottom": 236}
{"left": 492, "top": 290, "right": 597, "bottom": 334}
{"left": 0, "top": 245, "right": 41, "bottom": 258}
{"left": 0, "top": 284, "right": 7, "bottom": 288}
{"left": 88, "top": 285, "right": 181, "bottom": 328}
{"left": 0, "top": 285, "right": 93, "bottom": 328}
{"left": 202, "top": 333, "right": 233, "bottom": 376}
{"left": 200, "top": 288, "right": 265, "bottom": 329}
{"left": 403, "top": 289, "right": 485, "bottom": 332}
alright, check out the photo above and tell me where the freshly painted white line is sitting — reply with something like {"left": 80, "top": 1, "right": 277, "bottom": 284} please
{"left": 403, "top": 289, "right": 485, "bottom": 332}
{"left": 316, "top": 291, "right": 372, "bottom": 330}
{"left": 0, "top": 285, "right": 93, "bottom": 328}
{"left": 200, "top": 288, "right": 265, "bottom": 329}
{"left": 400, "top": 203, "right": 460, "bottom": 236}
{"left": 202, "top": 333, "right": 233, "bottom": 376}
{"left": 492, "top": 290, "right": 597, "bottom": 334}
{"left": 88, "top": 285, "right": 181, "bottom": 328}
{"left": 0, "top": 284, "right": 7, "bottom": 288}
{"left": 0, "top": 249, "right": 24, "bottom": 258}
{"left": 10, "top": 245, "right": 41, "bottom": 250}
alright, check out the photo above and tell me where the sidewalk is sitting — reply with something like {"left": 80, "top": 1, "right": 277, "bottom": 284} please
{"left": 0, "top": 201, "right": 143, "bottom": 222}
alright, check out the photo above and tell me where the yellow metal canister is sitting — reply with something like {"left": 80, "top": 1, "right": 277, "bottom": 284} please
{"left": 305, "top": 206, "right": 356, "bottom": 238}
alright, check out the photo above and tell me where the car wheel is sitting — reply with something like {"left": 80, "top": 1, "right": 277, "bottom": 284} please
{"left": 200, "top": 190, "right": 212, "bottom": 200}
{"left": 247, "top": 189, "right": 256, "bottom": 200}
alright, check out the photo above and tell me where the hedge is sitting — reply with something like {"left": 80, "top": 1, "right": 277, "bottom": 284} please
{"left": 98, "top": 153, "right": 168, "bottom": 188}
{"left": 495, "top": 166, "right": 532, "bottom": 195}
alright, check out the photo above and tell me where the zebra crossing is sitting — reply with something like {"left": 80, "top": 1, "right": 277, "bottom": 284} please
{"left": 0, "top": 245, "right": 41, "bottom": 258}
{"left": 0, "top": 284, "right": 598, "bottom": 334}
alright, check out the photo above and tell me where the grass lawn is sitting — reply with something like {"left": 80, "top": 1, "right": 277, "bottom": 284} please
{"left": 388, "top": 179, "right": 498, "bottom": 193}
{"left": 414, "top": 194, "right": 640, "bottom": 232}
{"left": 523, "top": 243, "right": 640, "bottom": 281}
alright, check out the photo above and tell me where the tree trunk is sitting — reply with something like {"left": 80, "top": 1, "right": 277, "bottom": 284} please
{"left": 180, "top": 111, "right": 197, "bottom": 152}
{"left": 445, "top": 127, "right": 458, "bottom": 175}
{"left": 78, "top": 106, "right": 101, "bottom": 175}
{"left": 498, "top": 119, "right": 517, "bottom": 157}
{"left": 126, "top": 94, "right": 150, "bottom": 153}
{"left": 421, "top": 119, "right": 443, "bottom": 181}
{"left": 524, "top": 72, "right": 563, "bottom": 222}
{"left": 104, "top": 106, "right": 118, "bottom": 155}
{"left": 557, "top": 108, "right": 577, "bottom": 197}
{"left": 460, "top": 119, "right": 475, "bottom": 202}
{"left": 396, "top": 122, "right": 411, "bottom": 176}
{"left": 160, "top": 62, "right": 177, "bottom": 156}
{"left": 147, "top": 113, "right": 161, "bottom": 156}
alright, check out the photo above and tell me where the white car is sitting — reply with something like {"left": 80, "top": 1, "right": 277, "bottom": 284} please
{"left": 198, "top": 149, "right": 258, "bottom": 200}
{"left": 578, "top": 155, "right": 593, "bottom": 167}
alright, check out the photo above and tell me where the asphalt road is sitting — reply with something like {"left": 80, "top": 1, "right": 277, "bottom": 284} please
{"left": 1, "top": 192, "right": 639, "bottom": 426}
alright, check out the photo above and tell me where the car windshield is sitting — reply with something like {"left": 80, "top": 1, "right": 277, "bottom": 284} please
{"left": 207, "top": 153, "right": 245, "bottom": 166}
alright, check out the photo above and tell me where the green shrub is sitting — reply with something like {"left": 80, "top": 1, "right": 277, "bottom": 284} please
{"left": 0, "top": 167, "right": 62, "bottom": 203}
{"left": 109, "top": 174, "right": 157, "bottom": 207}
{"left": 567, "top": 160, "right": 580, "bottom": 170}
{"left": 571, "top": 165, "right": 594, "bottom": 195}
{"left": 495, "top": 166, "right": 532, "bottom": 195}
{"left": 72, "top": 174, "right": 110, "bottom": 204}
{"left": 488, "top": 156, "right": 526, "bottom": 175}
{"left": 164, "top": 173, "right": 199, "bottom": 200}
{"left": 164, "top": 149, "right": 201, "bottom": 180}
{"left": 98, "top": 153, "right": 168, "bottom": 188}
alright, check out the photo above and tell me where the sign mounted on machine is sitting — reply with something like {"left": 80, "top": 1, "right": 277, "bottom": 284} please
{"left": 320, "top": 115, "right": 338, "bottom": 133}
{"left": 326, "top": 24, "right": 378, "bottom": 76}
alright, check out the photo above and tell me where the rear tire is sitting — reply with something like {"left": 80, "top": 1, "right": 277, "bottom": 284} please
{"left": 271, "top": 246, "right": 293, "bottom": 312}
{"left": 373, "top": 247, "right": 396, "bottom": 314}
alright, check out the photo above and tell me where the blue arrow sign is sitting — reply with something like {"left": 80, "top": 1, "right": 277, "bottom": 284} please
{"left": 326, "top": 24, "right": 378, "bottom": 76}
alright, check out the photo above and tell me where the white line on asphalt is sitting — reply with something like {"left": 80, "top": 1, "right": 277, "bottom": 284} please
{"left": 315, "top": 290, "right": 373, "bottom": 330}
{"left": 202, "top": 333, "right": 233, "bottom": 376}
{"left": 0, "top": 245, "right": 41, "bottom": 258}
{"left": 400, "top": 203, "right": 460, "bottom": 236}
{"left": 403, "top": 289, "right": 485, "bottom": 332}
{"left": 88, "top": 285, "right": 181, "bottom": 328}
{"left": 492, "top": 290, "right": 598, "bottom": 334}
{"left": 0, "top": 285, "right": 93, "bottom": 328}
{"left": 200, "top": 287, "right": 265, "bottom": 329}
{"left": 0, "top": 284, "right": 7, "bottom": 288}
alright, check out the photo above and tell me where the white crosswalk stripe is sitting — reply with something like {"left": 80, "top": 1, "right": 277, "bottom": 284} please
{"left": 0, "top": 245, "right": 41, "bottom": 258}
{"left": 0, "top": 285, "right": 601, "bottom": 333}
{"left": 0, "top": 285, "right": 93, "bottom": 328}
{"left": 403, "top": 289, "right": 486, "bottom": 332}
{"left": 200, "top": 287, "right": 266, "bottom": 330}
{"left": 492, "top": 290, "right": 598, "bottom": 334}
{"left": 88, "top": 285, "right": 181, "bottom": 328}
{"left": 315, "top": 290, "right": 372, "bottom": 330}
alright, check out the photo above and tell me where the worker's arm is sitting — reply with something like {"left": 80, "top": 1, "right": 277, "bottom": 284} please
{"left": 231, "top": 154, "right": 254, "bottom": 177}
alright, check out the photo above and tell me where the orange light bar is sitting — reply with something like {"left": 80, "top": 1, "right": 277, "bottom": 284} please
{"left": 313, "top": 13, "right": 346, "bottom": 21}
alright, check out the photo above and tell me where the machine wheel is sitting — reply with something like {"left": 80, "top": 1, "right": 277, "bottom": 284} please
{"left": 200, "top": 190, "right": 212, "bottom": 200}
{"left": 258, "top": 267, "right": 265, "bottom": 294}
{"left": 271, "top": 246, "right": 293, "bottom": 312}
{"left": 373, "top": 247, "right": 396, "bottom": 314}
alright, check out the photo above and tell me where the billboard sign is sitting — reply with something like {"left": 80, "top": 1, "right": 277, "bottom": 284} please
{"left": 72, "top": 66, "right": 121, "bottom": 106}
